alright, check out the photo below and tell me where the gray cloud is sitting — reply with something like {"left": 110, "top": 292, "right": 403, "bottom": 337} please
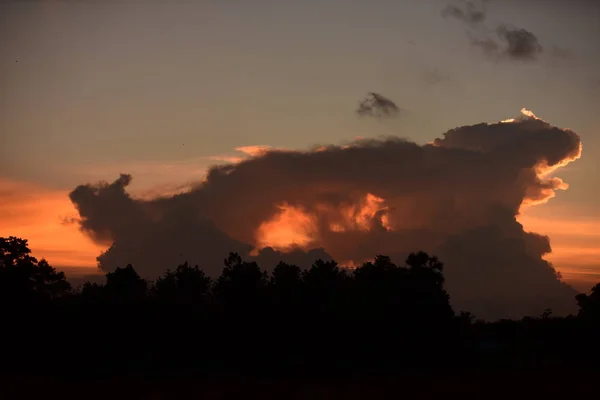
{"left": 441, "top": 2, "right": 486, "bottom": 26}
{"left": 69, "top": 110, "right": 582, "bottom": 320}
{"left": 443, "top": 2, "right": 546, "bottom": 61}
{"left": 69, "top": 176, "right": 332, "bottom": 279}
{"left": 356, "top": 92, "right": 401, "bottom": 118}
{"left": 496, "top": 25, "right": 544, "bottom": 61}
{"left": 469, "top": 33, "right": 501, "bottom": 57}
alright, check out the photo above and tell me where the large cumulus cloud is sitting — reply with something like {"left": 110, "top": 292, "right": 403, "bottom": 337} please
{"left": 69, "top": 109, "right": 582, "bottom": 320}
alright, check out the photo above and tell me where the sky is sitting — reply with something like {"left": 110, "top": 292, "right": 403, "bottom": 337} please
{"left": 1, "top": 0, "right": 599, "bottom": 317}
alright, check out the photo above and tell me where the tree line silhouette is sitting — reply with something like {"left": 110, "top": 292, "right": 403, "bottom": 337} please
{"left": 1, "top": 235, "right": 599, "bottom": 379}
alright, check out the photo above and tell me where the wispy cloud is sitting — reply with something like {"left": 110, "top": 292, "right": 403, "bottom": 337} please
{"left": 442, "top": 1, "right": 547, "bottom": 62}
{"left": 356, "top": 92, "right": 401, "bottom": 118}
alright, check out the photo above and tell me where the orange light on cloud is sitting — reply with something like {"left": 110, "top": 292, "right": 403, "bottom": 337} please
{"left": 519, "top": 114, "right": 583, "bottom": 210}
{"left": 254, "top": 193, "right": 392, "bottom": 252}
{"left": 234, "top": 145, "right": 273, "bottom": 157}
{"left": 520, "top": 176, "right": 570, "bottom": 208}
{"left": 254, "top": 203, "right": 318, "bottom": 253}
{"left": 499, "top": 107, "right": 582, "bottom": 209}
{"left": 324, "top": 193, "right": 392, "bottom": 232}
{"left": 0, "top": 178, "right": 107, "bottom": 271}
{"left": 537, "top": 142, "right": 583, "bottom": 178}
{"left": 505, "top": 108, "right": 595, "bottom": 289}
{"left": 352, "top": 193, "right": 391, "bottom": 231}
{"left": 207, "top": 145, "right": 276, "bottom": 164}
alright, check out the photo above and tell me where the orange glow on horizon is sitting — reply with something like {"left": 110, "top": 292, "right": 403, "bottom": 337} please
{"left": 0, "top": 176, "right": 597, "bottom": 290}
{"left": 0, "top": 179, "right": 107, "bottom": 270}
{"left": 518, "top": 210, "right": 600, "bottom": 291}
{"left": 0, "top": 114, "right": 595, "bottom": 292}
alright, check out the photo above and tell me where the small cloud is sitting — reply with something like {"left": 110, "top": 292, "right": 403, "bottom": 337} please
{"left": 443, "top": 1, "right": 552, "bottom": 62}
{"left": 441, "top": 2, "right": 486, "bottom": 26}
{"left": 59, "top": 214, "right": 80, "bottom": 226}
{"left": 496, "top": 25, "right": 543, "bottom": 61}
{"left": 356, "top": 92, "right": 401, "bottom": 118}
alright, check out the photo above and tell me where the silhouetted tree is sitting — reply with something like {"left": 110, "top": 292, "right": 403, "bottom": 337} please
{"left": 302, "top": 259, "right": 348, "bottom": 293}
{"left": 406, "top": 251, "right": 445, "bottom": 286}
{"left": 4, "top": 234, "right": 600, "bottom": 380}
{"left": 270, "top": 261, "right": 304, "bottom": 311}
{"left": 0, "top": 236, "right": 70, "bottom": 302}
{"left": 0, "top": 236, "right": 35, "bottom": 267}
{"left": 0, "top": 237, "right": 72, "bottom": 375}
{"left": 80, "top": 281, "right": 105, "bottom": 299}
{"left": 271, "top": 261, "right": 303, "bottom": 288}
{"left": 459, "top": 311, "right": 476, "bottom": 325}
{"left": 352, "top": 255, "right": 407, "bottom": 320}
{"left": 302, "top": 258, "right": 350, "bottom": 317}
{"left": 404, "top": 251, "right": 453, "bottom": 319}
{"left": 540, "top": 308, "right": 553, "bottom": 319}
{"left": 104, "top": 264, "right": 148, "bottom": 303}
{"left": 153, "top": 261, "right": 211, "bottom": 305}
{"left": 576, "top": 283, "right": 600, "bottom": 320}
{"left": 214, "top": 252, "right": 268, "bottom": 313}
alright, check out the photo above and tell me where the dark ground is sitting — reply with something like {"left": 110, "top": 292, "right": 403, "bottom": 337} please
{"left": 1, "top": 373, "right": 597, "bottom": 399}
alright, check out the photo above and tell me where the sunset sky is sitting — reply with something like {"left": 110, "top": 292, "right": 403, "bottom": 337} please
{"left": 1, "top": 0, "right": 599, "bottom": 299}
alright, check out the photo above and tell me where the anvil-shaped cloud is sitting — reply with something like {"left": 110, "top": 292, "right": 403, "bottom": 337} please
{"left": 69, "top": 109, "right": 582, "bottom": 320}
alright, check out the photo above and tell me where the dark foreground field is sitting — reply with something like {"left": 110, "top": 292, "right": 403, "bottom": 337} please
{"left": 3, "top": 238, "right": 600, "bottom": 398}
{"left": 2, "top": 373, "right": 598, "bottom": 399}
